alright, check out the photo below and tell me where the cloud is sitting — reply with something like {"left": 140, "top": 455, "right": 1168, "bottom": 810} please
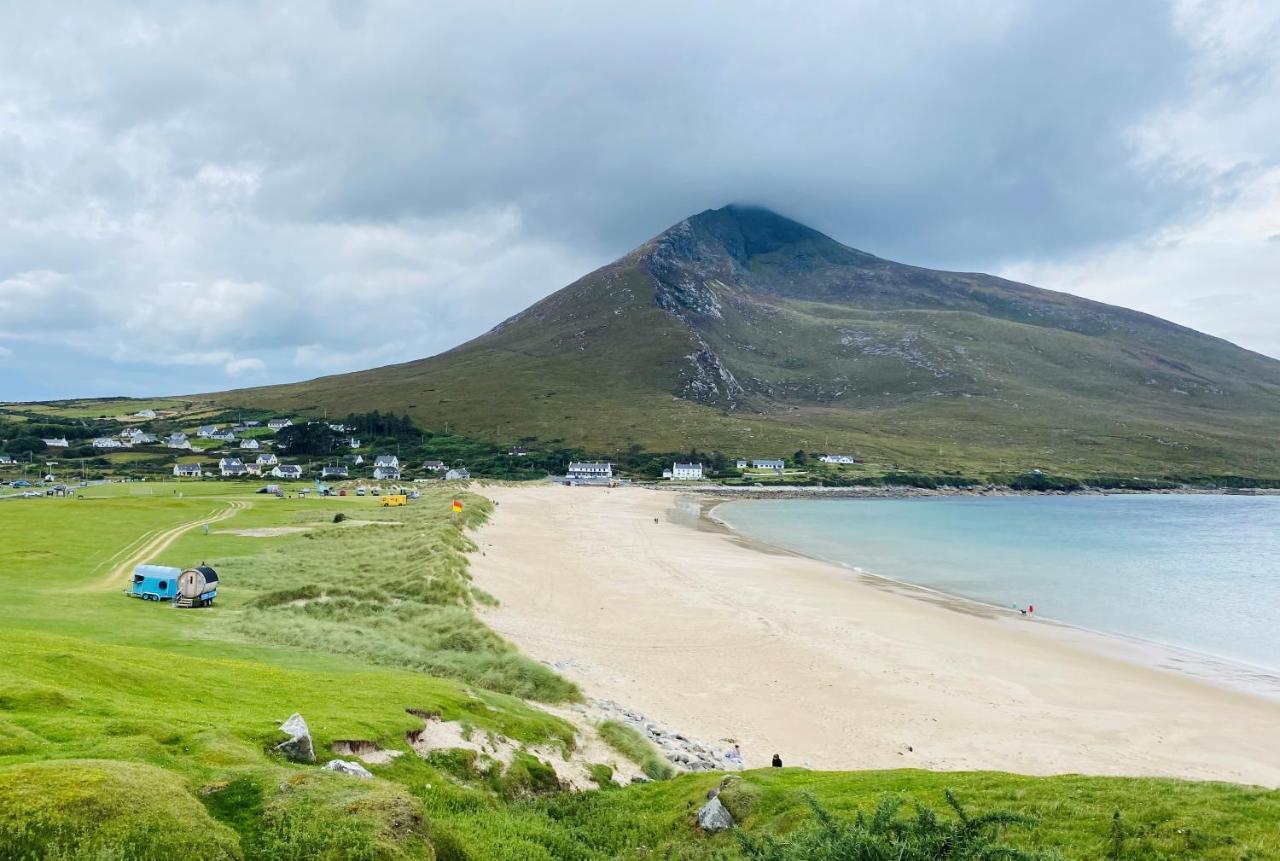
{"left": 0, "top": 0, "right": 1277, "bottom": 400}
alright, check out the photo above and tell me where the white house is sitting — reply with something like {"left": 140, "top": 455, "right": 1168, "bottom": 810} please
{"left": 93, "top": 437, "right": 124, "bottom": 449}
{"left": 120, "top": 427, "right": 144, "bottom": 442}
{"left": 43, "top": 438, "right": 69, "bottom": 448}
{"left": 196, "top": 425, "right": 219, "bottom": 438}
{"left": 508, "top": 446, "right": 528, "bottom": 457}
{"left": 353, "top": 454, "right": 364, "bottom": 465}
{"left": 567, "top": 462, "right": 612, "bottom": 479}
{"left": 321, "top": 465, "right": 349, "bottom": 478}
{"left": 134, "top": 409, "right": 157, "bottom": 419}
{"left": 670, "top": 462, "right": 705, "bottom": 480}
{"left": 752, "top": 459, "right": 785, "bottom": 470}
{"left": 423, "top": 460, "right": 445, "bottom": 472}
{"left": 212, "top": 430, "right": 238, "bottom": 443}
{"left": 219, "top": 457, "right": 248, "bottom": 477}
{"left": 173, "top": 462, "right": 202, "bottom": 478}
{"left": 256, "top": 453, "right": 279, "bottom": 466}
{"left": 165, "top": 434, "right": 191, "bottom": 450}
{"left": 0, "top": 455, "right": 15, "bottom": 465}
{"left": 445, "top": 467, "right": 471, "bottom": 481}
{"left": 271, "top": 464, "right": 303, "bottom": 479}
{"left": 267, "top": 418, "right": 293, "bottom": 431}
{"left": 347, "top": 437, "right": 361, "bottom": 449}
{"left": 373, "top": 454, "right": 399, "bottom": 469}
{"left": 373, "top": 465, "right": 400, "bottom": 480}
{"left": 819, "top": 454, "right": 856, "bottom": 464}
{"left": 735, "top": 458, "right": 748, "bottom": 469}
{"left": 240, "top": 438, "right": 260, "bottom": 450}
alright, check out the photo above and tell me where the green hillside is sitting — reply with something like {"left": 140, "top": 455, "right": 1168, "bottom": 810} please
{"left": 202, "top": 205, "right": 1280, "bottom": 479}
{"left": 3, "top": 485, "right": 1278, "bottom": 860}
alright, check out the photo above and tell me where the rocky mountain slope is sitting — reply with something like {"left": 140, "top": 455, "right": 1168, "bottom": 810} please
{"left": 213, "top": 205, "right": 1280, "bottom": 477}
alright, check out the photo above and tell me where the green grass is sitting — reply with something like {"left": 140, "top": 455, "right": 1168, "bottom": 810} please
{"left": 598, "top": 720, "right": 676, "bottom": 782}
{"left": 2, "top": 482, "right": 1279, "bottom": 859}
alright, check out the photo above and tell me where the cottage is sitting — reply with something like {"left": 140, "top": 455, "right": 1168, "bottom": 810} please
{"left": 240, "top": 438, "right": 260, "bottom": 450}
{"left": 819, "top": 454, "right": 856, "bottom": 464}
{"left": 126, "top": 431, "right": 157, "bottom": 444}
{"left": 166, "top": 434, "right": 191, "bottom": 450}
{"left": 373, "top": 465, "right": 400, "bottom": 480}
{"left": 671, "top": 462, "right": 705, "bottom": 480}
{"left": 567, "top": 462, "right": 612, "bottom": 479}
{"left": 271, "top": 464, "right": 303, "bottom": 479}
{"left": 508, "top": 446, "right": 528, "bottom": 457}
{"left": 212, "top": 430, "right": 238, "bottom": 443}
{"left": 321, "top": 465, "right": 349, "bottom": 479}
{"left": 347, "top": 437, "right": 361, "bottom": 449}
{"left": 243, "top": 420, "right": 261, "bottom": 427}
{"left": 245, "top": 463, "right": 262, "bottom": 476}
{"left": 134, "top": 409, "right": 157, "bottom": 419}
{"left": 445, "top": 467, "right": 471, "bottom": 481}
{"left": 196, "top": 425, "right": 219, "bottom": 438}
{"left": 93, "top": 437, "right": 124, "bottom": 449}
{"left": 219, "top": 457, "right": 248, "bottom": 477}
{"left": 735, "top": 458, "right": 748, "bottom": 469}
{"left": 353, "top": 454, "right": 364, "bottom": 465}
{"left": 751, "top": 459, "right": 785, "bottom": 471}
{"left": 173, "top": 462, "right": 203, "bottom": 478}
{"left": 267, "top": 418, "right": 293, "bottom": 431}
{"left": 256, "top": 453, "right": 279, "bottom": 466}
{"left": 422, "top": 460, "right": 445, "bottom": 472}
{"left": 0, "top": 455, "right": 14, "bottom": 465}
{"left": 120, "top": 427, "right": 145, "bottom": 442}
{"left": 373, "top": 455, "right": 399, "bottom": 469}
{"left": 42, "top": 438, "right": 69, "bottom": 448}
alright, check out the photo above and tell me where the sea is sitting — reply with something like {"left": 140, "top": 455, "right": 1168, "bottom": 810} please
{"left": 714, "top": 494, "right": 1280, "bottom": 686}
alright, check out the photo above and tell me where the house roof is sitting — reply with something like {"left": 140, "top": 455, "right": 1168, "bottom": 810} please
{"left": 674, "top": 463, "right": 702, "bottom": 469}
{"left": 568, "top": 462, "right": 611, "bottom": 469}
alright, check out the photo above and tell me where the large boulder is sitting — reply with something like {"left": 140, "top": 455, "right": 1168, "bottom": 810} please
{"left": 323, "top": 759, "right": 374, "bottom": 779}
{"left": 275, "top": 712, "right": 316, "bottom": 763}
{"left": 696, "top": 796, "right": 735, "bottom": 832}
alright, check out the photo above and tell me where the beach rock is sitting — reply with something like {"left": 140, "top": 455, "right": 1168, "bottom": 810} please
{"left": 275, "top": 712, "right": 315, "bottom": 763}
{"left": 323, "top": 759, "right": 374, "bottom": 779}
{"left": 697, "top": 796, "right": 735, "bottom": 832}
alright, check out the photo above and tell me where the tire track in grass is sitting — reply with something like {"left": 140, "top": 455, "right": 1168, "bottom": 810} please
{"left": 99, "top": 499, "right": 251, "bottom": 589}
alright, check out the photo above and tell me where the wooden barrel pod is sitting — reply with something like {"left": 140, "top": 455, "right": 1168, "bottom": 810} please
{"left": 175, "top": 566, "right": 219, "bottom": 608}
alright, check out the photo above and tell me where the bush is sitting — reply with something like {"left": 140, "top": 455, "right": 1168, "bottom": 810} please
{"left": 737, "top": 791, "right": 1053, "bottom": 861}
{"left": 334, "top": 512, "right": 347, "bottom": 523}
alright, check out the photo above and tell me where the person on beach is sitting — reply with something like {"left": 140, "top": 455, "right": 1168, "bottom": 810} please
{"left": 771, "top": 753, "right": 782, "bottom": 768}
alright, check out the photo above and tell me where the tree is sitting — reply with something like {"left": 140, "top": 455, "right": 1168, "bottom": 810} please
{"left": 792, "top": 449, "right": 808, "bottom": 466}
{"left": 6, "top": 437, "right": 47, "bottom": 456}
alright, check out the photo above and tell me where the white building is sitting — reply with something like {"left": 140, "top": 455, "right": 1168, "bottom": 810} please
{"left": 93, "top": 437, "right": 124, "bottom": 449}
{"left": 373, "top": 465, "right": 400, "bottom": 480}
{"left": 734, "top": 458, "right": 748, "bottom": 469}
{"left": 445, "top": 467, "right": 471, "bottom": 481}
{"left": 43, "top": 438, "right": 69, "bottom": 448}
{"left": 347, "top": 437, "right": 361, "bottom": 449}
{"left": 241, "top": 438, "right": 260, "bottom": 450}
{"left": 752, "top": 459, "right": 785, "bottom": 470}
{"left": 670, "top": 462, "right": 705, "bottom": 480}
{"left": 373, "top": 454, "right": 399, "bottom": 469}
{"left": 219, "top": 457, "right": 248, "bottom": 477}
{"left": 256, "top": 453, "right": 279, "bottom": 466}
{"left": 173, "top": 462, "right": 202, "bottom": 478}
{"left": 819, "top": 454, "right": 856, "bottom": 464}
{"left": 134, "top": 409, "right": 157, "bottom": 419}
{"left": 165, "top": 434, "right": 191, "bottom": 450}
{"left": 423, "top": 460, "right": 445, "bottom": 472}
{"left": 321, "top": 465, "right": 349, "bottom": 478}
{"left": 196, "top": 425, "right": 219, "bottom": 438}
{"left": 271, "top": 464, "right": 303, "bottom": 479}
{"left": 0, "top": 455, "right": 15, "bottom": 465}
{"left": 267, "top": 418, "right": 293, "bottom": 431}
{"left": 567, "top": 462, "right": 612, "bottom": 479}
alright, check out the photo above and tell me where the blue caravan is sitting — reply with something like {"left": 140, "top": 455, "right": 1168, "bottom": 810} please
{"left": 130, "top": 564, "right": 182, "bottom": 601}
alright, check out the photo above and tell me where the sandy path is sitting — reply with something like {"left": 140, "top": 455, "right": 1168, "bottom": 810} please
{"left": 103, "top": 499, "right": 250, "bottom": 586}
{"left": 469, "top": 485, "right": 1280, "bottom": 786}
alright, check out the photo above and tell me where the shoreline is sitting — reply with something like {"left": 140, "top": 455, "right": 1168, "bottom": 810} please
{"left": 468, "top": 484, "right": 1280, "bottom": 786}
{"left": 645, "top": 481, "right": 1280, "bottom": 499}
{"left": 706, "top": 497, "right": 1280, "bottom": 702}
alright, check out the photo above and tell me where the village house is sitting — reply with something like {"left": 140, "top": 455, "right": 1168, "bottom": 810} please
{"left": 819, "top": 454, "right": 856, "bottom": 464}
{"left": 244, "top": 463, "right": 262, "bottom": 476}
{"left": 42, "top": 438, "right": 69, "bottom": 448}
{"left": 120, "top": 427, "right": 144, "bottom": 442}
{"left": 735, "top": 458, "right": 748, "bottom": 469}
{"left": 196, "top": 425, "right": 219, "bottom": 438}
{"left": 374, "top": 454, "right": 399, "bottom": 469}
{"left": 267, "top": 418, "right": 293, "bottom": 431}
{"left": 240, "top": 438, "right": 261, "bottom": 450}
{"left": 353, "top": 454, "right": 364, "bottom": 465}
{"left": 165, "top": 434, "right": 191, "bottom": 450}
{"left": 173, "top": 462, "right": 202, "bottom": 478}
{"left": 93, "top": 437, "right": 125, "bottom": 449}
{"left": 271, "top": 464, "right": 303, "bottom": 479}
{"left": 373, "top": 465, "right": 401, "bottom": 480}
{"left": 670, "top": 462, "right": 705, "bottom": 480}
{"left": 567, "top": 462, "right": 612, "bottom": 479}
{"left": 0, "top": 455, "right": 15, "bottom": 465}
{"left": 422, "top": 460, "right": 445, "bottom": 472}
{"left": 508, "top": 446, "right": 528, "bottom": 457}
{"left": 256, "top": 453, "right": 279, "bottom": 466}
{"left": 219, "top": 457, "right": 248, "bottom": 477}
{"left": 243, "top": 420, "right": 261, "bottom": 427}
{"left": 347, "top": 437, "right": 361, "bottom": 449}
{"left": 321, "top": 465, "right": 349, "bottom": 479}
{"left": 445, "top": 467, "right": 471, "bottom": 481}
{"left": 211, "top": 430, "right": 238, "bottom": 443}
{"left": 134, "top": 409, "right": 157, "bottom": 419}
{"left": 752, "top": 459, "right": 785, "bottom": 471}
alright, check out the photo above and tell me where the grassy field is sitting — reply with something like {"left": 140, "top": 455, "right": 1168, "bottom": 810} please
{"left": 1, "top": 483, "right": 1278, "bottom": 859}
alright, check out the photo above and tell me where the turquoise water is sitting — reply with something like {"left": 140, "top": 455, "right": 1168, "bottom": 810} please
{"left": 715, "top": 495, "right": 1280, "bottom": 674}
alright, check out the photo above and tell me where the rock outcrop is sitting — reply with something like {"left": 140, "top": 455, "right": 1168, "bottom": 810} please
{"left": 274, "top": 712, "right": 315, "bottom": 763}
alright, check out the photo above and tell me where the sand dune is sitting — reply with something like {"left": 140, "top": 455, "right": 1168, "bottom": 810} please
{"left": 469, "top": 484, "right": 1280, "bottom": 786}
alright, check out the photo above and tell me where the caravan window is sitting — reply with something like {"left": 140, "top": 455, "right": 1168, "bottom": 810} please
{"left": 158, "top": 581, "right": 169, "bottom": 590}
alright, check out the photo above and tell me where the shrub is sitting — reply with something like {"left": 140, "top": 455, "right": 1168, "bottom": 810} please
{"left": 334, "top": 512, "right": 347, "bottom": 523}
{"left": 737, "top": 791, "right": 1054, "bottom": 861}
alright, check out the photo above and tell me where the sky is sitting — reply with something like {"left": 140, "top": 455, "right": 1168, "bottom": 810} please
{"left": 2, "top": 0, "right": 1278, "bottom": 401}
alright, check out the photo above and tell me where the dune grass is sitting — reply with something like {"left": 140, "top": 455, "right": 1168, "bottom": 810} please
{"left": 598, "top": 720, "right": 676, "bottom": 782}
{"left": 2, "top": 482, "right": 1279, "bottom": 859}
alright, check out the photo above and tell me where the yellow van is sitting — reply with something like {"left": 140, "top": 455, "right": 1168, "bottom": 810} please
{"left": 381, "top": 494, "right": 408, "bottom": 507}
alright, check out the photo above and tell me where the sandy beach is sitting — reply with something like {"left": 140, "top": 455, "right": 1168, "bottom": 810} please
{"left": 469, "top": 484, "right": 1280, "bottom": 786}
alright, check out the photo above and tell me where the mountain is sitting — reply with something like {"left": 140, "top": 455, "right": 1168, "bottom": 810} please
{"left": 213, "top": 205, "right": 1280, "bottom": 478}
